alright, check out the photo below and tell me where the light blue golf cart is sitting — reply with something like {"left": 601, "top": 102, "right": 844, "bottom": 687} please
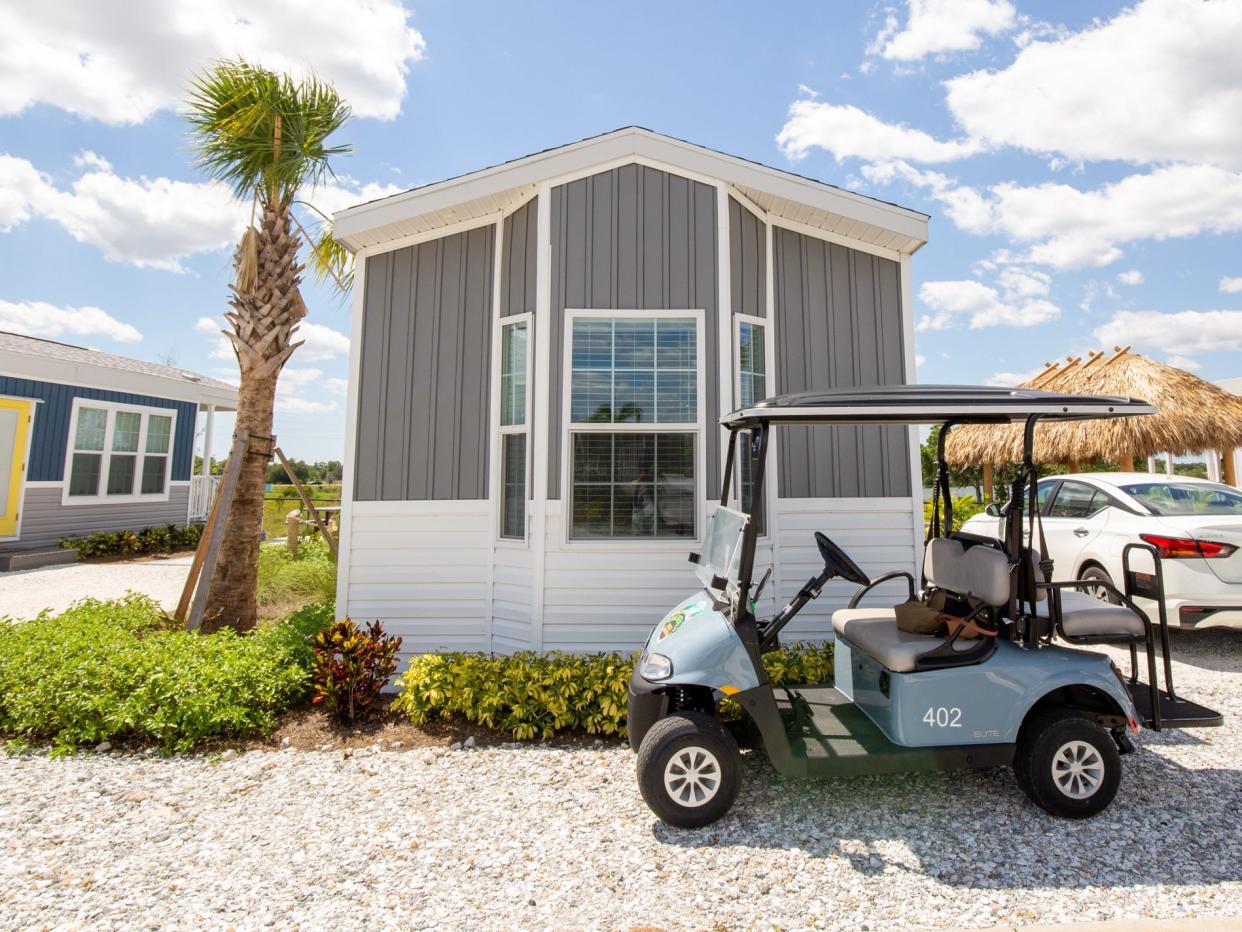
{"left": 628, "top": 386, "right": 1222, "bottom": 828}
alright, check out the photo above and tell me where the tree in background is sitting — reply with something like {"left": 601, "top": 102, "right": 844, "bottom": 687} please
{"left": 186, "top": 60, "right": 351, "bottom": 631}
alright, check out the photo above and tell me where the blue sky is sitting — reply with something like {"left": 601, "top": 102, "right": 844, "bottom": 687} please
{"left": 2, "top": 0, "right": 1240, "bottom": 461}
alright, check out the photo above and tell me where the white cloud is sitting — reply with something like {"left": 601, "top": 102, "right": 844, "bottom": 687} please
{"left": 1166, "top": 355, "right": 1201, "bottom": 372}
{"left": 276, "top": 366, "right": 338, "bottom": 414}
{"left": 324, "top": 377, "right": 349, "bottom": 395}
{"left": 1094, "top": 309, "right": 1242, "bottom": 356}
{"left": 944, "top": 0, "right": 1242, "bottom": 170}
{"left": 1220, "top": 276, "right": 1242, "bottom": 294}
{"left": 1117, "top": 270, "right": 1144, "bottom": 286}
{"left": 870, "top": 0, "right": 1016, "bottom": 61}
{"left": 866, "top": 159, "right": 1242, "bottom": 269}
{"left": 917, "top": 279, "right": 1060, "bottom": 330}
{"left": 2, "top": 154, "right": 394, "bottom": 272}
{"left": 984, "top": 368, "right": 1040, "bottom": 387}
{"left": 292, "top": 321, "right": 350, "bottom": 362}
{"left": 0, "top": 299, "right": 142, "bottom": 343}
{"left": 0, "top": 0, "right": 425, "bottom": 124}
{"left": 195, "top": 316, "right": 235, "bottom": 361}
{"left": 777, "top": 100, "right": 978, "bottom": 164}
{"left": 996, "top": 266, "right": 1050, "bottom": 299}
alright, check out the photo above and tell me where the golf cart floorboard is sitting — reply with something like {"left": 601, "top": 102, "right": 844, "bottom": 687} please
{"left": 778, "top": 686, "right": 1014, "bottom": 778}
{"left": 1127, "top": 682, "right": 1223, "bottom": 728}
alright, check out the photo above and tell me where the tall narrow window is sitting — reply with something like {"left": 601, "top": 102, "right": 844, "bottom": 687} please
{"left": 499, "top": 318, "right": 529, "bottom": 539}
{"left": 66, "top": 403, "right": 175, "bottom": 502}
{"left": 568, "top": 315, "right": 699, "bottom": 540}
{"left": 737, "top": 319, "right": 768, "bottom": 531}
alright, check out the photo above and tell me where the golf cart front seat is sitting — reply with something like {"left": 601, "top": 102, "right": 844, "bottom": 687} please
{"left": 830, "top": 537, "right": 1009, "bottom": 673}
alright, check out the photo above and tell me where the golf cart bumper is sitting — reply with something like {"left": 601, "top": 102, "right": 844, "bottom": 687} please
{"left": 627, "top": 669, "right": 668, "bottom": 751}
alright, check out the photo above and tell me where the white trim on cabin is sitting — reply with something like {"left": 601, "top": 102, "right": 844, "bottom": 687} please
{"left": 899, "top": 254, "right": 926, "bottom": 575}
{"left": 60, "top": 398, "right": 176, "bottom": 507}
{"left": 334, "top": 252, "right": 368, "bottom": 623}
{"left": 493, "top": 312, "right": 533, "bottom": 546}
{"left": 354, "top": 211, "right": 506, "bottom": 262}
{"left": 0, "top": 351, "right": 236, "bottom": 410}
{"left": 531, "top": 183, "right": 553, "bottom": 650}
{"left": 732, "top": 312, "right": 776, "bottom": 541}
{"left": 716, "top": 183, "right": 733, "bottom": 493}
{"left": 769, "top": 214, "right": 905, "bottom": 264}
{"left": 558, "top": 308, "right": 708, "bottom": 551}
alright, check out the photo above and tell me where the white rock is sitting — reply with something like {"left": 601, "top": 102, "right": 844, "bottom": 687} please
{"left": 220, "top": 749, "right": 238, "bottom": 761}
{"left": 463, "top": 736, "right": 476, "bottom": 749}
{"left": 94, "top": 741, "right": 112, "bottom": 753}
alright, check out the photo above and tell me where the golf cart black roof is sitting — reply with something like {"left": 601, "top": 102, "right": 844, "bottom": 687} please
{"left": 722, "top": 385, "right": 1156, "bottom": 428}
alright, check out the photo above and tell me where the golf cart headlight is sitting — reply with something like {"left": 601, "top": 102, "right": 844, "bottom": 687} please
{"left": 640, "top": 652, "right": 673, "bottom": 681}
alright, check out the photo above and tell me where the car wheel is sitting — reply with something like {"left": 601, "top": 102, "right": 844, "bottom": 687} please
{"left": 636, "top": 712, "right": 741, "bottom": 828}
{"left": 1014, "top": 710, "right": 1121, "bottom": 818}
{"left": 1079, "top": 565, "right": 1120, "bottom": 604}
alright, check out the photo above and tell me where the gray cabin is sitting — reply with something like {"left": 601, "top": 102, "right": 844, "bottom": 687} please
{"left": 331, "top": 127, "right": 928, "bottom": 655}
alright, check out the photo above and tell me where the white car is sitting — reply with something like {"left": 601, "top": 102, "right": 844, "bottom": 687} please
{"left": 961, "top": 472, "right": 1242, "bottom": 629}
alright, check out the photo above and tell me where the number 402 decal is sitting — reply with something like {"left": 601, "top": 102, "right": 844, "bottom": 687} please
{"left": 922, "top": 706, "right": 962, "bottom": 727}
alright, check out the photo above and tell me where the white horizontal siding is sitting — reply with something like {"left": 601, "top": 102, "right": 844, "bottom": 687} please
{"left": 772, "top": 497, "right": 918, "bottom": 639}
{"left": 345, "top": 501, "right": 490, "bottom": 656}
{"left": 492, "top": 544, "right": 534, "bottom": 653}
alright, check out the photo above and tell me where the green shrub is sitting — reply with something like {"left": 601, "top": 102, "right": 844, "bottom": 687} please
{"left": 58, "top": 523, "right": 203, "bottom": 560}
{"left": 0, "top": 595, "right": 333, "bottom": 753}
{"left": 257, "top": 539, "right": 337, "bottom": 614}
{"left": 312, "top": 619, "right": 401, "bottom": 723}
{"left": 923, "top": 495, "right": 987, "bottom": 534}
{"left": 391, "top": 642, "right": 833, "bottom": 741}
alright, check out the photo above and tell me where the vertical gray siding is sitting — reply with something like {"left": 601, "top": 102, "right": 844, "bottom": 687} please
{"left": 773, "top": 227, "right": 911, "bottom": 498}
{"left": 354, "top": 225, "right": 495, "bottom": 501}
{"left": 501, "top": 199, "right": 538, "bottom": 318}
{"left": 729, "top": 197, "right": 766, "bottom": 318}
{"left": 17, "top": 485, "right": 191, "bottom": 548}
{"left": 549, "top": 165, "right": 719, "bottom": 498}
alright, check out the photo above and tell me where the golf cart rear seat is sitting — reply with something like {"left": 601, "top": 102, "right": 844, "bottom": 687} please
{"left": 831, "top": 537, "right": 1009, "bottom": 673}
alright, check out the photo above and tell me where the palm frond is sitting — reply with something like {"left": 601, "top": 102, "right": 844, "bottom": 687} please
{"left": 185, "top": 58, "right": 353, "bottom": 207}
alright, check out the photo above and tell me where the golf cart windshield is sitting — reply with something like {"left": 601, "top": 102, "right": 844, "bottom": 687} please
{"left": 694, "top": 507, "right": 749, "bottom": 597}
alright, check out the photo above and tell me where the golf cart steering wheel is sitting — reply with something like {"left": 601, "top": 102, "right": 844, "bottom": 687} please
{"left": 814, "top": 532, "right": 871, "bottom": 587}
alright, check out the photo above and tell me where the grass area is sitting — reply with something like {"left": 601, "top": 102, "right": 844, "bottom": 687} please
{"left": 0, "top": 596, "right": 333, "bottom": 753}
{"left": 263, "top": 483, "right": 341, "bottom": 539}
{"left": 257, "top": 538, "right": 337, "bottom": 618}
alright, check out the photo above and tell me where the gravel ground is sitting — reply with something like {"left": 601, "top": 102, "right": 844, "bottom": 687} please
{"left": 0, "top": 553, "right": 192, "bottom": 619}
{"left": 1, "top": 628, "right": 1239, "bottom": 931}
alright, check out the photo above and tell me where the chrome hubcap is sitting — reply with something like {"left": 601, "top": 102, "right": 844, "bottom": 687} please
{"left": 1052, "top": 740, "right": 1105, "bottom": 799}
{"left": 664, "top": 746, "right": 721, "bottom": 808}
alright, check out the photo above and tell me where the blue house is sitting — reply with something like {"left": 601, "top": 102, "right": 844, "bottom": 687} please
{"left": 0, "top": 331, "right": 237, "bottom": 569}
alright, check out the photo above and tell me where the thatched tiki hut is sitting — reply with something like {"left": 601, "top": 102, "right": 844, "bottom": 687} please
{"left": 945, "top": 347, "right": 1242, "bottom": 498}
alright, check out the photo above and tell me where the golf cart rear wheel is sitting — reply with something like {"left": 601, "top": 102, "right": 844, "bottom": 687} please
{"left": 1015, "top": 710, "right": 1120, "bottom": 818}
{"left": 636, "top": 712, "right": 741, "bottom": 828}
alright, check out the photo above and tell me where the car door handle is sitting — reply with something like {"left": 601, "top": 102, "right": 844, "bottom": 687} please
{"left": 1073, "top": 527, "right": 1089, "bottom": 537}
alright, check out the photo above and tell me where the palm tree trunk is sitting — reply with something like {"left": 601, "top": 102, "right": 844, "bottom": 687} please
{"left": 203, "top": 203, "right": 305, "bottom": 632}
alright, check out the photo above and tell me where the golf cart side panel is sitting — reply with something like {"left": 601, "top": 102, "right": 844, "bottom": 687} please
{"left": 837, "top": 638, "right": 1136, "bottom": 748}
{"left": 641, "top": 592, "right": 762, "bottom": 694}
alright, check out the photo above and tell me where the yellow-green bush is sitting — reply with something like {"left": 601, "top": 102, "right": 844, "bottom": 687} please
{"left": 391, "top": 642, "right": 833, "bottom": 741}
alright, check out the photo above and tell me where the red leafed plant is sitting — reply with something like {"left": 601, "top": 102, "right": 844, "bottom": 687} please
{"left": 311, "top": 619, "right": 402, "bottom": 723}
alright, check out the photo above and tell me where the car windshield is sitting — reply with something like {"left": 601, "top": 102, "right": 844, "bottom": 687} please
{"left": 695, "top": 507, "right": 749, "bottom": 596}
{"left": 1118, "top": 481, "right": 1242, "bottom": 516}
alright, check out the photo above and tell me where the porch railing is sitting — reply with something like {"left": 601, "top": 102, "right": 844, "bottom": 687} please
{"left": 188, "top": 474, "right": 221, "bottom": 522}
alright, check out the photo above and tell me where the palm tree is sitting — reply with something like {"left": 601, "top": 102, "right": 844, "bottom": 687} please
{"left": 186, "top": 60, "right": 352, "bottom": 631}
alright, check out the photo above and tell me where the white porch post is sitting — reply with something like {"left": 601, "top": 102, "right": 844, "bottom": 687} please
{"left": 202, "top": 404, "right": 216, "bottom": 477}
{"left": 1207, "top": 450, "right": 1222, "bottom": 483}
{"left": 1165, "top": 453, "right": 1174, "bottom": 476}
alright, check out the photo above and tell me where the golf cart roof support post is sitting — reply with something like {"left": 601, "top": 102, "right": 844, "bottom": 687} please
{"left": 720, "top": 427, "right": 737, "bottom": 507}
{"left": 930, "top": 421, "right": 957, "bottom": 541}
{"left": 735, "top": 423, "right": 769, "bottom": 613}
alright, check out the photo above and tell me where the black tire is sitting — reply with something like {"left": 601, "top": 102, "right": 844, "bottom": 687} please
{"left": 1014, "top": 709, "right": 1121, "bottom": 818}
{"left": 636, "top": 712, "right": 741, "bottom": 828}
{"left": 1079, "top": 565, "right": 1120, "bottom": 604}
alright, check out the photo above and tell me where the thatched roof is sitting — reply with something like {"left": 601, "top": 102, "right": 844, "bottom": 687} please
{"left": 944, "top": 347, "right": 1242, "bottom": 466}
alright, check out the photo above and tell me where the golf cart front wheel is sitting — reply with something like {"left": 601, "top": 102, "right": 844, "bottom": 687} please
{"left": 1015, "top": 710, "right": 1121, "bottom": 818}
{"left": 636, "top": 712, "right": 741, "bottom": 828}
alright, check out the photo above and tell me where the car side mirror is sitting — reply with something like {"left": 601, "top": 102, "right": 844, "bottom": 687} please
{"left": 985, "top": 503, "right": 1003, "bottom": 517}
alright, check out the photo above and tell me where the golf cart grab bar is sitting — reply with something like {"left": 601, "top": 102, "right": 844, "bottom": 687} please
{"left": 758, "top": 566, "right": 833, "bottom": 652}
{"left": 847, "top": 571, "right": 917, "bottom": 609}
{"left": 1122, "top": 541, "right": 1176, "bottom": 700}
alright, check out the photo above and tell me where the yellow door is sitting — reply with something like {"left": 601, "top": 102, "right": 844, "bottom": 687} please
{"left": 0, "top": 398, "right": 32, "bottom": 538}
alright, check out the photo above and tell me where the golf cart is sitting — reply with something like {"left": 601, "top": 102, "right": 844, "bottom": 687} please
{"left": 628, "top": 386, "right": 1223, "bottom": 828}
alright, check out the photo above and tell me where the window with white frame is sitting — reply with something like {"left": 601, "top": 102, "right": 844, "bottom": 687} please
{"left": 736, "top": 318, "right": 768, "bottom": 530}
{"left": 498, "top": 318, "right": 529, "bottom": 539}
{"left": 66, "top": 402, "right": 175, "bottom": 502}
{"left": 568, "top": 314, "right": 699, "bottom": 540}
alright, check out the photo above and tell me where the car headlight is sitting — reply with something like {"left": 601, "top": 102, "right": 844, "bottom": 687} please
{"left": 640, "top": 652, "right": 673, "bottom": 681}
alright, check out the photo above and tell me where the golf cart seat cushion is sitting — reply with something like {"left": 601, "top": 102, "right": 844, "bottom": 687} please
{"left": 924, "top": 537, "right": 1010, "bottom": 606}
{"left": 830, "top": 610, "right": 977, "bottom": 674}
{"left": 1037, "top": 589, "right": 1147, "bottom": 639}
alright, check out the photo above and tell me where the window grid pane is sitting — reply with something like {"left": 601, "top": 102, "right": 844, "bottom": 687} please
{"left": 107, "top": 454, "right": 136, "bottom": 495}
{"left": 739, "top": 322, "right": 767, "bottom": 408}
{"left": 74, "top": 408, "right": 107, "bottom": 451}
{"left": 146, "top": 415, "right": 172, "bottom": 454}
{"left": 141, "top": 455, "right": 167, "bottom": 495}
{"left": 500, "top": 322, "right": 528, "bottom": 428}
{"left": 112, "top": 411, "right": 140, "bottom": 452}
{"left": 500, "top": 433, "right": 526, "bottom": 539}
{"left": 69, "top": 453, "right": 102, "bottom": 497}
{"left": 570, "top": 432, "right": 695, "bottom": 539}
{"left": 570, "top": 317, "right": 696, "bottom": 425}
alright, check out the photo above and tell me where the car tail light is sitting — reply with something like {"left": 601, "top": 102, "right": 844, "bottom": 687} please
{"left": 1139, "top": 533, "right": 1238, "bottom": 559}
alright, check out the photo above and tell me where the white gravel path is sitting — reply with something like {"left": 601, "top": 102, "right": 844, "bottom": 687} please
{"left": 0, "top": 554, "right": 193, "bottom": 619}
{"left": 1, "top": 628, "right": 1239, "bottom": 931}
